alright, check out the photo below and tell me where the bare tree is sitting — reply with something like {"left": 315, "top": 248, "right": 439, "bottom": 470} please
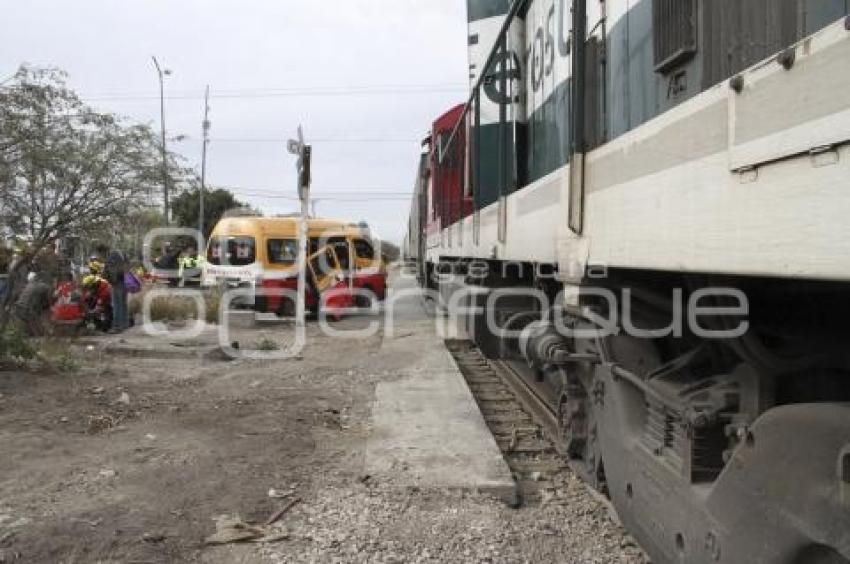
{"left": 0, "top": 65, "right": 193, "bottom": 324}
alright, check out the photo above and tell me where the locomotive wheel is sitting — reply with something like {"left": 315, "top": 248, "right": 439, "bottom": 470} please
{"left": 558, "top": 375, "right": 606, "bottom": 494}
{"left": 564, "top": 329, "right": 609, "bottom": 494}
{"left": 557, "top": 372, "right": 588, "bottom": 460}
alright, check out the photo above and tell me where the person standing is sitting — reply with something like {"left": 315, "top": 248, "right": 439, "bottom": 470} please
{"left": 157, "top": 242, "right": 180, "bottom": 287}
{"left": 13, "top": 271, "right": 52, "bottom": 335}
{"left": 178, "top": 246, "right": 201, "bottom": 287}
{"left": 2, "top": 247, "right": 29, "bottom": 315}
{"left": 87, "top": 254, "right": 105, "bottom": 276}
{"left": 101, "top": 244, "right": 129, "bottom": 332}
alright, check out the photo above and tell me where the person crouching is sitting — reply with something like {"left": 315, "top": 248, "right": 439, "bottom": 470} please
{"left": 81, "top": 274, "right": 112, "bottom": 332}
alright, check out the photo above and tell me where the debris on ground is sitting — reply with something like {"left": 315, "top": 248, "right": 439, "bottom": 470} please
{"left": 264, "top": 498, "right": 301, "bottom": 527}
{"left": 72, "top": 517, "right": 102, "bottom": 528}
{"left": 203, "top": 346, "right": 236, "bottom": 362}
{"left": 87, "top": 413, "right": 116, "bottom": 434}
{"left": 320, "top": 408, "right": 342, "bottom": 429}
{"left": 268, "top": 487, "right": 296, "bottom": 499}
{"left": 204, "top": 514, "right": 291, "bottom": 546}
{"left": 205, "top": 515, "right": 266, "bottom": 545}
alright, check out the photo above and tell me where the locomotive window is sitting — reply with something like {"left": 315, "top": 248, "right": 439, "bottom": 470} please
{"left": 653, "top": 0, "right": 697, "bottom": 73}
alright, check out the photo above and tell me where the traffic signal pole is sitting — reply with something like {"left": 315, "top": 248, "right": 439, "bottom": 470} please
{"left": 288, "top": 126, "right": 311, "bottom": 330}
{"left": 296, "top": 174, "right": 309, "bottom": 329}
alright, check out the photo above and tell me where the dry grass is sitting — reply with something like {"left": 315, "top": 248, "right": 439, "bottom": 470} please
{"left": 0, "top": 334, "right": 80, "bottom": 373}
{"left": 205, "top": 288, "right": 221, "bottom": 323}
{"left": 129, "top": 285, "right": 222, "bottom": 324}
{"left": 255, "top": 337, "right": 280, "bottom": 351}
{"left": 37, "top": 338, "right": 80, "bottom": 373}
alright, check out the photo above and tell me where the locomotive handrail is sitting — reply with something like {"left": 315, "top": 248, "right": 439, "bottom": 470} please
{"left": 437, "top": 0, "right": 528, "bottom": 165}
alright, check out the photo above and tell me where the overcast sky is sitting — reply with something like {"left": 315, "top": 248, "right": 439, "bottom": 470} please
{"left": 1, "top": 1, "right": 470, "bottom": 243}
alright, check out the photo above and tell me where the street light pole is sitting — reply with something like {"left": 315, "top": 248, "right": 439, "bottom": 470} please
{"left": 152, "top": 56, "right": 171, "bottom": 225}
{"left": 200, "top": 85, "right": 210, "bottom": 238}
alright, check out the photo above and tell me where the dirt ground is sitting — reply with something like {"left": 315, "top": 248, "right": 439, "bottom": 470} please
{"left": 0, "top": 298, "right": 645, "bottom": 563}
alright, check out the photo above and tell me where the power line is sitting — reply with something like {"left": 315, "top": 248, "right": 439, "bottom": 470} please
{"left": 82, "top": 83, "right": 467, "bottom": 102}
{"left": 218, "top": 185, "right": 410, "bottom": 194}
{"left": 1, "top": 116, "right": 425, "bottom": 145}
{"left": 83, "top": 82, "right": 466, "bottom": 97}
{"left": 222, "top": 187, "right": 412, "bottom": 202}
{"left": 235, "top": 193, "right": 411, "bottom": 200}
{"left": 199, "top": 137, "right": 421, "bottom": 144}
{"left": 230, "top": 188, "right": 411, "bottom": 196}
{"left": 233, "top": 194, "right": 410, "bottom": 202}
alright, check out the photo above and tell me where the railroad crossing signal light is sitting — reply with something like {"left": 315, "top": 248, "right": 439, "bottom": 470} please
{"left": 299, "top": 145, "right": 311, "bottom": 192}
{"left": 287, "top": 126, "right": 311, "bottom": 200}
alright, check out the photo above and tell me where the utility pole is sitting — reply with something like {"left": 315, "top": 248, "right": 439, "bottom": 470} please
{"left": 152, "top": 56, "right": 172, "bottom": 225}
{"left": 199, "top": 85, "right": 210, "bottom": 238}
{"left": 287, "top": 126, "right": 312, "bottom": 329}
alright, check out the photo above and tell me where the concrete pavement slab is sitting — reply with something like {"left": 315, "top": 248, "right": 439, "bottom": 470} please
{"left": 365, "top": 279, "right": 515, "bottom": 500}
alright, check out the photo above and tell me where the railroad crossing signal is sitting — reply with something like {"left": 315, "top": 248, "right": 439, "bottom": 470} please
{"left": 298, "top": 146, "right": 311, "bottom": 198}
{"left": 286, "top": 125, "right": 312, "bottom": 330}
{"left": 287, "top": 125, "right": 311, "bottom": 201}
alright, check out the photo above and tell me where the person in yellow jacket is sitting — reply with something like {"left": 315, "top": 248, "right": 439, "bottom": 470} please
{"left": 81, "top": 274, "right": 112, "bottom": 331}
{"left": 178, "top": 247, "right": 203, "bottom": 287}
{"left": 87, "top": 254, "right": 105, "bottom": 276}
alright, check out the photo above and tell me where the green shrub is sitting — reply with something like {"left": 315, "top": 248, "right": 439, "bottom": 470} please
{"left": 38, "top": 339, "right": 81, "bottom": 373}
{"left": 51, "top": 353, "right": 80, "bottom": 373}
{"left": 0, "top": 325, "right": 37, "bottom": 363}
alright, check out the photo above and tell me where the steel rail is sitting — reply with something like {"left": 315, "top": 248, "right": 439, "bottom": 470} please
{"left": 489, "top": 357, "right": 625, "bottom": 525}
{"left": 490, "top": 359, "right": 560, "bottom": 448}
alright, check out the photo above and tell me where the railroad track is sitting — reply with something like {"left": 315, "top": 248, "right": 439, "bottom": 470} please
{"left": 447, "top": 341, "right": 569, "bottom": 506}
